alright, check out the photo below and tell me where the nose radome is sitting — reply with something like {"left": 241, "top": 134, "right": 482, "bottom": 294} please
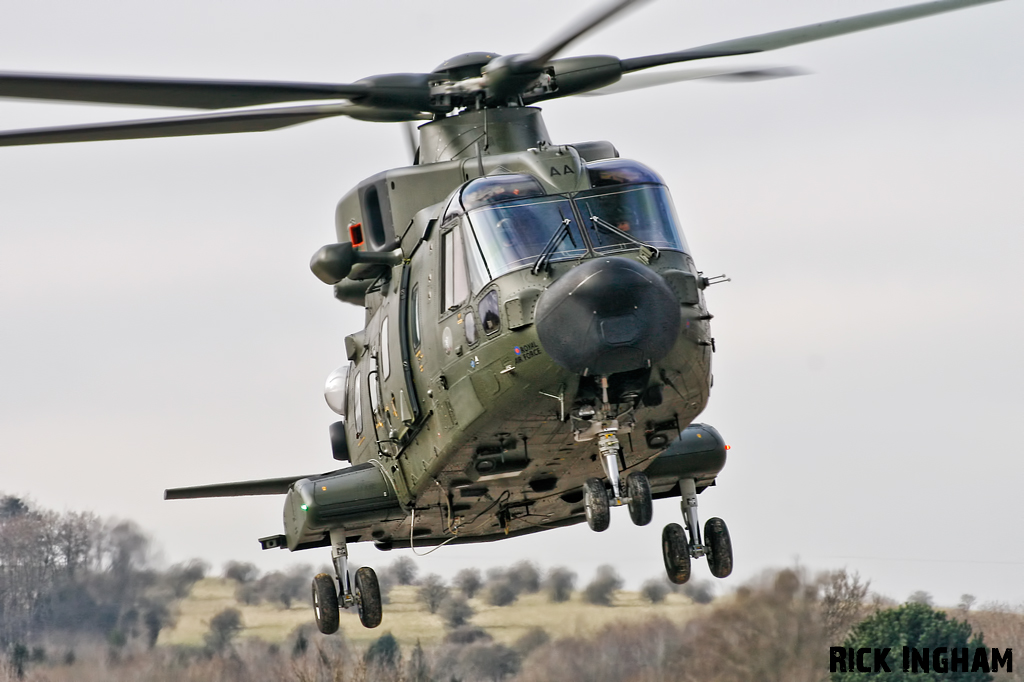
{"left": 534, "top": 257, "right": 682, "bottom": 376}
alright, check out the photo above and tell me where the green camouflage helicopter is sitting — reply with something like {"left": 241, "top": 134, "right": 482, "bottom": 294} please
{"left": 0, "top": 0, "right": 1006, "bottom": 633}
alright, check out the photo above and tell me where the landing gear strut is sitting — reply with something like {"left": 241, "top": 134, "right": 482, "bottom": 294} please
{"left": 311, "top": 528, "right": 382, "bottom": 633}
{"left": 581, "top": 377, "right": 653, "bottom": 532}
{"left": 661, "top": 478, "right": 733, "bottom": 584}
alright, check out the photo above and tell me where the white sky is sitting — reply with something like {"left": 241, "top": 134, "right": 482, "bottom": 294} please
{"left": 1, "top": 0, "right": 1022, "bottom": 609}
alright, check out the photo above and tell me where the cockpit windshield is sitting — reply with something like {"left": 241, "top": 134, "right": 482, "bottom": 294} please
{"left": 459, "top": 162, "right": 688, "bottom": 281}
{"left": 462, "top": 175, "right": 584, "bottom": 279}
{"left": 577, "top": 159, "right": 689, "bottom": 254}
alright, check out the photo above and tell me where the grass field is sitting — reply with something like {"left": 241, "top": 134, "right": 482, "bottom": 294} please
{"left": 159, "top": 579, "right": 710, "bottom": 648}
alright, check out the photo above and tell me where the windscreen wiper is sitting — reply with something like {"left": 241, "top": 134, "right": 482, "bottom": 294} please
{"left": 531, "top": 215, "right": 575, "bottom": 275}
{"left": 588, "top": 213, "right": 660, "bottom": 260}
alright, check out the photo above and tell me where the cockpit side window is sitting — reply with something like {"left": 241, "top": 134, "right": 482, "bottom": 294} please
{"left": 442, "top": 221, "right": 469, "bottom": 312}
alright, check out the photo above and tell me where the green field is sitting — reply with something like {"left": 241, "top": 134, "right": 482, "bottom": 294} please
{"left": 159, "top": 579, "right": 710, "bottom": 647}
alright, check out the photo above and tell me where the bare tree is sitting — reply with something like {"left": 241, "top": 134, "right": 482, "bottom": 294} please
{"left": 417, "top": 574, "right": 450, "bottom": 614}
{"left": 820, "top": 569, "right": 870, "bottom": 641}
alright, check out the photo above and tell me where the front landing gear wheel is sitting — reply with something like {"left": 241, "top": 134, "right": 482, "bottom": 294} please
{"left": 662, "top": 523, "right": 691, "bottom": 584}
{"left": 626, "top": 471, "right": 653, "bottom": 526}
{"left": 312, "top": 573, "right": 340, "bottom": 635}
{"left": 583, "top": 478, "right": 610, "bottom": 532}
{"left": 355, "top": 566, "right": 382, "bottom": 628}
{"left": 705, "top": 517, "right": 733, "bottom": 578}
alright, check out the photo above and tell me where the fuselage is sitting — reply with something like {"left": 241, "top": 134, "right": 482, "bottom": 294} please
{"left": 292, "top": 106, "right": 719, "bottom": 551}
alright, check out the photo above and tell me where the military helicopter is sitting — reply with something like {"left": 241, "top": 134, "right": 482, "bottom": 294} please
{"left": 0, "top": 0, "right": 1007, "bottom": 633}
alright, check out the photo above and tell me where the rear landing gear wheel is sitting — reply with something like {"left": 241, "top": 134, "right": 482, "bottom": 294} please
{"left": 626, "top": 471, "right": 653, "bottom": 526}
{"left": 662, "top": 523, "right": 691, "bottom": 584}
{"left": 312, "top": 573, "right": 340, "bottom": 635}
{"left": 705, "top": 517, "right": 733, "bottom": 579}
{"left": 355, "top": 566, "right": 382, "bottom": 628}
{"left": 583, "top": 478, "right": 610, "bottom": 532}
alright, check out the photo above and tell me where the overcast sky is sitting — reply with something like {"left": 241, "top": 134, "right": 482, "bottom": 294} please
{"left": 1, "top": 0, "right": 1022, "bottom": 609}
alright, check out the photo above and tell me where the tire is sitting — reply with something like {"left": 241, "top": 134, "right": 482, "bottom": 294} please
{"left": 583, "top": 478, "right": 610, "bottom": 532}
{"left": 662, "top": 523, "right": 691, "bottom": 584}
{"left": 705, "top": 517, "right": 733, "bottom": 579}
{"left": 311, "top": 573, "right": 340, "bottom": 635}
{"left": 626, "top": 471, "right": 653, "bottom": 526}
{"left": 355, "top": 566, "right": 383, "bottom": 629}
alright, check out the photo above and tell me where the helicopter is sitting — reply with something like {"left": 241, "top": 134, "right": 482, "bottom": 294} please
{"left": 0, "top": 0, "right": 1011, "bottom": 633}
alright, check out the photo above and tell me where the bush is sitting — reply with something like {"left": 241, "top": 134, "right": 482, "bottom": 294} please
{"left": 166, "top": 559, "right": 209, "bottom": 598}
{"left": 439, "top": 594, "right": 475, "bottom": 628}
{"left": 640, "top": 578, "right": 670, "bottom": 604}
{"left": 445, "top": 626, "right": 493, "bottom": 645}
{"left": 453, "top": 567, "right": 483, "bottom": 598}
{"left": 681, "top": 579, "right": 715, "bottom": 605}
{"left": 365, "top": 631, "right": 402, "bottom": 670}
{"left": 582, "top": 565, "right": 623, "bottom": 606}
{"left": 253, "top": 564, "right": 312, "bottom": 609}
{"left": 545, "top": 567, "right": 576, "bottom": 603}
{"left": 835, "top": 603, "right": 989, "bottom": 681}
{"left": 514, "top": 626, "right": 550, "bottom": 656}
{"left": 486, "top": 578, "right": 521, "bottom": 607}
{"left": 460, "top": 643, "right": 521, "bottom": 681}
{"left": 223, "top": 560, "right": 259, "bottom": 584}
{"left": 204, "top": 608, "right": 243, "bottom": 653}
{"left": 417, "top": 574, "right": 450, "bottom": 614}
{"left": 507, "top": 561, "right": 541, "bottom": 594}
{"left": 389, "top": 556, "right": 419, "bottom": 585}
{"left": 906, "top": 590, "right": 934, "bottom": 606}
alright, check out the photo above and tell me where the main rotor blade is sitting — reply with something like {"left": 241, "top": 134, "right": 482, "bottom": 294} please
{"left": 580, "top": 65, "right": 806, "bottom": 96}
{"left": 0, "top": 72, "right": 374, "bottom": 109}
{"left": 527, "top": 0, "right": 650, "bottom": 68}
{"left": 165, "top": 475, "right": 311, "bottom": 500}
{"left": 620, "top": 0, "right": 1008, "bottom": 73}
{"left": 0, "top": 102, "right": 428, "bottom": 147}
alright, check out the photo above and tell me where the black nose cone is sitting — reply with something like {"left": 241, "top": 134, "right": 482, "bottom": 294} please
{"left": 535, "top": 257, "right": 682, "bottom": 375}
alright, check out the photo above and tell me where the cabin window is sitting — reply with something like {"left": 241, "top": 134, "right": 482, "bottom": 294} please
{"left": 479, "top": 290, "right": 500, "bottom": 334}
{"left": 369, "top": 361, "right": 381, "bottom": 416}
{"left": 380, "top": 317, "right": 391, "bottom": 380}
{"left": 442, "top": 224, "right": 469, "bottom": 312}
{"left": 410, "top": 286, "right": 422, "bottom": 349}
{"left": 465, "top": 311, "right": 478, "bottom": 345}
{"left": 353, "top": 372, "right": 363, "bottom": 437}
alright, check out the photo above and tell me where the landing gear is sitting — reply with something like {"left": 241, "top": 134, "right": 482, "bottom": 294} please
{"left": 311, "top": 528, "right": 383, "bottom": 633}
{"left": 705, "top": 517, "right": 733, "bottom": 578}
{"left": 583, "top": 478, "right": 610, "bottom": 532}
{"left": 578, "top": 375, "right": 653, "bottom": 531}
{"left": 661, "top": 478, "right": 733, "bottom": 584}
{"left": 312, "top": 573, "right": 340, "bottom": 634}
{"left": 662, "top": 523, "right": 691, "bottom": 584}
{"left": 626, "top": 471, "right": 653, "bottom": 526}
{"left": 354, "top": 567, "right": 383, "bottom": 628}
